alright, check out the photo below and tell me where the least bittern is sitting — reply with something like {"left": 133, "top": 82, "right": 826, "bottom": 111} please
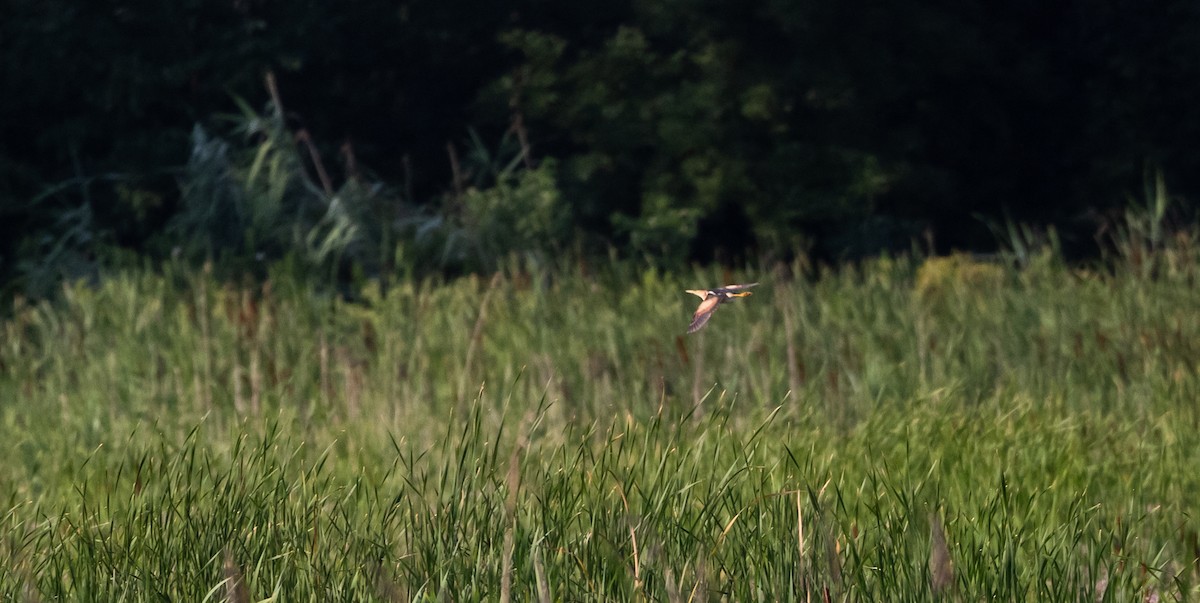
{"left": 684, "top": 283, "right": 758, "bottom": 333}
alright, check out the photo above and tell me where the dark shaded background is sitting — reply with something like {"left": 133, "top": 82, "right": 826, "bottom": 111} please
{"left": 3, "top": 0, "right": 1198, "bottom": 293}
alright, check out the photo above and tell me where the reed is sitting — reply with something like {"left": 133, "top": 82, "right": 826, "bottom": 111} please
{"left": 2, "top": 236, "right": 1199, "bottom": 599}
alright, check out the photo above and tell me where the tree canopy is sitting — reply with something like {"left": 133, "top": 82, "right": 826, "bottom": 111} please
{"left": 3, "top": 0, "right": 1198, "bottom": 294}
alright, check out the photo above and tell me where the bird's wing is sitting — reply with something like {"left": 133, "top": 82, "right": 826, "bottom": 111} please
{"left": 688, "top": 296, "right": 721, "bottom": 333}
{"left": 719, "top": 282, "right": 759, "bottom": 291}
{"left": 688, "top": 310, "right": 715, "bottom": 333}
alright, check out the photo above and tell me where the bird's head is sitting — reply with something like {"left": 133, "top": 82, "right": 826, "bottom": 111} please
{"left": 685, "top": 289, "right": 711, "bottom": 299}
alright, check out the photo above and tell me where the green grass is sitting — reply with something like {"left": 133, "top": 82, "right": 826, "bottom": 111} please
{"left": 2, "top": 242, "right": 1200, "bottom": 600}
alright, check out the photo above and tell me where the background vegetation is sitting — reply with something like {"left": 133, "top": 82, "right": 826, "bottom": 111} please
{"left": 4, "top": 0, "right": 1200, "bottom": 297}
{"left": 2, "top": 210, "right": 1199, "bottom": 599}
{"left": 3, "top": 2, "right": 1200, "bottom": 600}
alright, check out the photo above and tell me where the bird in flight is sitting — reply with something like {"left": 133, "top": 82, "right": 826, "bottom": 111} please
{"left": 684, "top": 283, "right": 758, "bottom": 333}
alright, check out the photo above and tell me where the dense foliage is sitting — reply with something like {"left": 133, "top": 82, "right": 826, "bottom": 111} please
{"left": 3, "top": 0, "right": 1200, "bottom": 295}
{"left": 2, "top": 220, "right": 1199, "bottom": 599}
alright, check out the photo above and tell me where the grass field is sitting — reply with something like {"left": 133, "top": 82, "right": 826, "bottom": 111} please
{"left": 2, "top": 234, "right": 1200, "bottom": 600}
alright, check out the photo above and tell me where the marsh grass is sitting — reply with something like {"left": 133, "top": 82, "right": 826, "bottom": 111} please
{"left": 2, "top": 238, "right": 1200, "bottom": 600}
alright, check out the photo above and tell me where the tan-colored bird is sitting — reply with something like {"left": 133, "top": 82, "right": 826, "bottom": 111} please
{"left": 684, "top": 283, "right": 758, "bottom": 333}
